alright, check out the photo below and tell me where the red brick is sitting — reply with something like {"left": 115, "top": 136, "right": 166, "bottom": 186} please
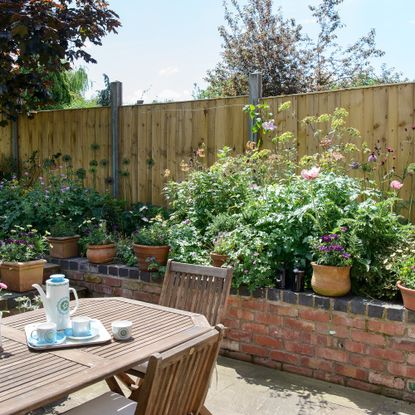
{"left": 226, "top": 329, "right": 252, "bottom": 343}
{"left": 344, "top": 340, "right": 366, "bottom": 354}
{"left": 315, "top": 323, "right": 349, "bottom": 338}
{"left": 314, "top": 371, "right": 345, "bottom": 385}
{"left": 333, "top": 314, "right": 366, "bottom": 329}
{"left": 241, "top": 322, "right": 268, "bottom": 335}
{"left": 334, "top": 364, "right": 368, "bottom": 381}
{"left": 310, "top": 334, "right": 331, "bottom": 347}
{"left": 270, "top": 350, "right": 299, "bottom": 364}
{"left": 67, "top": 271, "right": 83, "bottom": 281}
{"left": 221, "top": 350, "right": 252, "bottom": 363}
{"left": 283, "top": 364, "right": 313, "bottom": 377}
{"left": 253, "top": 356, "right": 282, "bottom": 370}
{"left": 272, "top": 327, "right": 311, "bottom": 343}
{"left": 346, "top": 379, "right": 381, "bottom": 394}
{"left": 220, "top": 338, "right": 240, "bottom": 352}
{"left": 367, "top": 321, "right": 405, "bottom": 336}
{"left": 226, "top": 307, "right": 239, "bottom": 319}
{"left": 269, "top": 304, "right": 298, "bottom": 317}
{"left": 133, "top": 291, "right": 156, "bottom": 303}
{"left": 241, "top": 298, "right": 267, "bottom": 311}
{"left": 241, "top": 344, "right": 270, "bottom": 357}
{"left": 300, "top": 356, "right": 333, "bottom": 372}
{"left": 285, "top": 341, "right": 314, "bottom": 356}
{"left": 368, "top": 347, "right": 405, "bottom": 363}
{"left": 227, "top": 295, "right": 242, "bottom": 307}
{"left": 112, "top": 288, "right": 133, "bottom": 298}
{"left": 351, "top": 329, "right": 385, "bottom": 346}
{"left": 349, "top": 355, "right": 385, "bottom": 372}
{"left": 237, "top": 309, "right": 255, "bottom": 321}
{"left": 222, "top": 318, "right": 240, "bottom": 329}
{"left": 407, "top": 326, "right": 415, "bottom": 338}
{"left": 255, "top": 312, "right": 283, "bottom": 326}
{"left": 315, "top": 347, "right": 348, "bottom": 363}
{"left": 284, "top": 318, "right": 314, "bottom": 332}
{"left": 101, "top": 276, "right": 122, "bottom": 287}
{"left": 141, "top": 283, "right": 162, "bottom": 295}
{"left": 387, "top": 362, "right": 415, "bottom": 378}
{"left": 253, "top": 335, "right": 282, "bottom": 348}
{"left": 407, "top": 353, "right": 415, "bottom": 365}
{"left": 393, "top": 339, "right": 415, "bottom": 352}
{"left": 94, "top": 284, "right": 114, "bottom": 295}
{"left": 368, "top": 372, "right": 405, "bottom": 390}
{"left": 299, "top": 308, "right": 330, "bottom": 322}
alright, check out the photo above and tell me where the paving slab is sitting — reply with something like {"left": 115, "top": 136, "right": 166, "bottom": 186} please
{"left": 31, "top": 356, "right": 415, "bottom": 415}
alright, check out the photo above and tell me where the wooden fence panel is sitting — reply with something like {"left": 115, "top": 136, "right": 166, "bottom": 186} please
{"left": 0, "top": 121, "right": 12, "bottom": 167}
{"left": 1, "top": 83, "right": 414, "bottom": 220}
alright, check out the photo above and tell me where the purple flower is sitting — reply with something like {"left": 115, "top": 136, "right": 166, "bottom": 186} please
{"left": 342, "top": 253, "right": 351, "bottom": 259}
{"left": 329, "top": 234, "right": 339, "bottom": 240}
{"left": 340, "top": 226, "right": 348, "bottom": 232}
{"left": 321, "top": 235, "right": 331, "bottom": 242}
{"left": 350, "top": 161, "right": 360, "bottom": 169}
{"left": 262, "top": 121, "right": 276, "bottom": 132}
{"left": 368, "top": 153, "right": 377, "bottom": 162}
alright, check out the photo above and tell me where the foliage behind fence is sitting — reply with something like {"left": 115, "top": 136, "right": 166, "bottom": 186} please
{"left": 0, "top": 83, "right": 414, "bottom": 218}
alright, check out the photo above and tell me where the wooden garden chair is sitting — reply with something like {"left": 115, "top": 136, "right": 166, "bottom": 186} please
{"left": 64, "top": 325, "right": 225, "bottom": 415}
{"left": 125, "top": 260, "right": 232, "bottom": 381}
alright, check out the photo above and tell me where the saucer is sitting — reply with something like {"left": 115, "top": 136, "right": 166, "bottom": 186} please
{"left": 28, "top": 332, "right": 66, "bottom": 347}
{"left": 64, "top": 327, "right": 99, "bottom": 341}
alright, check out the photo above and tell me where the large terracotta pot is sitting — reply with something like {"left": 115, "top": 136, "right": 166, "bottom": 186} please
{"left": 311, "top": 262, "right": 351, "bottom": 297}
{"left": 0, "top": 259, "right": 46, "bottom": 292}
{"left": 86, "top": 244, "right": 116, "bottom": 264}
{"left": 397, "top": 281, "right": 415, "bottom": 312}
{"left": 210, "top": 252, "right": 229, "bottom": 268}
{"left": 47, "top": 235, "right": 80, "bottom": 259}
{"left": 132, "top": 244, "right": 170, "bottom": 271}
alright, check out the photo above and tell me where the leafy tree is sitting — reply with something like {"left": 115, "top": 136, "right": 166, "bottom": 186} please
{"left": 202, "top": 0, "right": 403, "bottom": 98}
{"left": 0, "top": 0, "right": 120, "bottom": 124}
{"left": 96, "top": 73, "right": 111, "bottom": 106}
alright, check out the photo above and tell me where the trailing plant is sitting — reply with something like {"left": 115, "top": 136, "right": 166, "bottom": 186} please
{"left": 79, "top": 220, "right": 114, "bottom": 251}
{"left": 133, "top": 219, "right": 169, "bottom": 246}
{"left": 49, "top": 217, "right": 78, "bottom": 237}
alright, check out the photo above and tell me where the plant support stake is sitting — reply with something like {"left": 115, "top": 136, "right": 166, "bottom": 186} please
{"left": 111, "top": 81, "right": 122, "bottom": 198}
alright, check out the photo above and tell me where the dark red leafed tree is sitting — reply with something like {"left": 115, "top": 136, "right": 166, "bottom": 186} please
{"left": 0, "top": 0, "right": 120, "bottom": 124}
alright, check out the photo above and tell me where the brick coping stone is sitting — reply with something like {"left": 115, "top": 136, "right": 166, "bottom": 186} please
{"left": 51, "top": 257, "right": 409, "bottom": 323}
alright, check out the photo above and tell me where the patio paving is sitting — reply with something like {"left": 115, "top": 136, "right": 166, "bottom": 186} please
{"left": 34, "top": 356, "right": 415, "bottom": 415}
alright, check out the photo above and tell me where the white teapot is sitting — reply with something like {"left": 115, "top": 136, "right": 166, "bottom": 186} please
{"left": 33, "top": 274, "right": 79, "bottom": 330}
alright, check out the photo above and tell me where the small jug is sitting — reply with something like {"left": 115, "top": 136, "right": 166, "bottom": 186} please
{"left": 33, "top": 274, "right": 79, "bottom": 330}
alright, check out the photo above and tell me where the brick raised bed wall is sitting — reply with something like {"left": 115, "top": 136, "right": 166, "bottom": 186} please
{"left": 54, "top": 258, "right": 415, "bottom": 402}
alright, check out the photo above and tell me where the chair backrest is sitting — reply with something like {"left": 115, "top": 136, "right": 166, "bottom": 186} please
{"left": 133, "top": 325, "right": 224, "bottom": 415}
{"left": 159, "top": 260, "right": 233, "bottom": 326}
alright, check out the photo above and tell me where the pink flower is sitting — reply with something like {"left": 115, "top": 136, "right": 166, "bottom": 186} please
{"left": 301, "top": 166, "right": 320, "bottom": 180}
{"left": 0, "top": 282, "right": 7, "bottom": 290}
{"left": 390, "top": 180, "right": 403, "bottom": 190}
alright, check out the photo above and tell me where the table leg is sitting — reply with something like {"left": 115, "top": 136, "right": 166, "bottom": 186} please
{"left": 105, "top": 376, "right": 123, "bottom": 395}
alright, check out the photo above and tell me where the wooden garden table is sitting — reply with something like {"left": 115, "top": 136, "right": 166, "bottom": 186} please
{"left": 0, "top": 297, "right": 211, "bottom": 415}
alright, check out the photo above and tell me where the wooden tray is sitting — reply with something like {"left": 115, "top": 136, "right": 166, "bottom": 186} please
{"left": 25, "top": 319, "right": 112, "bottom": 350}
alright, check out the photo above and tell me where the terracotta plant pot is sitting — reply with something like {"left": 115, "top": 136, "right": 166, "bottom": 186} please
{"left": 0, "top": 259, "right": 47, "bottom": 292}
{"left": 86, "top": 244, "right": 116, "bottom": 264}
{"left": 397, "top": 281, "right": 415, "bottom": 312}
{"left": 311, "top": 262, "right": 351, "bottom": 297}
{"left": 210, "top": 252, "right": 229, "bottom": 268}
{"left": 132, "top": 244, "right": 170, "bottom": 271}
{"left": 47, "top": 235, "right": 80, "bottom": 259}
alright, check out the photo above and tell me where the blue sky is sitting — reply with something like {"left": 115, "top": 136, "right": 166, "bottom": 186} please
{"left": 83, "top": 0, "right": 415, "bottom": 103}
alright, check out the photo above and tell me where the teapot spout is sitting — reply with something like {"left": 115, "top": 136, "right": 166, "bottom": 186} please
{"left": 32, "top": 283, "right": 47, "bottom": 307}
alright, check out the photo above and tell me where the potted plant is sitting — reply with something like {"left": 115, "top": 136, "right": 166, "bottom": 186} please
{"left": 309, "top": 229, "right": 352, "bottom": 297}
{"left": 396, "top": 256, "right": 415, "bottom": 311}
{"left": 47, "top": 218, "right": 80, "bottom": 258}
{"left": 132, "top": 220, "right": 170, "bottom": 271}
{"left": 0, "top": 226, "right": 47, "bottom": 292}
{"left": 80, "top": 220, "right": 116, "bottom": 264}
{"left": 210, "top": 233, "right": 230, "bottom": 267}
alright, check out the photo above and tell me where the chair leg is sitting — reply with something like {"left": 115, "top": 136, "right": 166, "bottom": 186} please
{"left": 116, "top": 372, "right": 137, "bottom": 391}
{"left": 105, "top": 376, "right": 124, "bottom": 395}
{"left": 199, "top": 405, "right": 213, "bottom": 415}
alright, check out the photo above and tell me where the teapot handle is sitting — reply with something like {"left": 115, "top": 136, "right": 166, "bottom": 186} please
{"left": 69, "top": 288, "right": 79, "bottom": 316}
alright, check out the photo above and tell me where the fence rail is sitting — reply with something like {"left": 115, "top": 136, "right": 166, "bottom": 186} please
{"left": 0, "top": 82, "right": 414, "bottom": 218}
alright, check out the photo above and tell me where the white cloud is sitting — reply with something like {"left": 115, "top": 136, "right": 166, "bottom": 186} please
{"left": 155, "top": 89, "right": 192, "bottom": 102}
{"left": 125, "top": 89, "right": 147, "bottom": 104}
{"left": 300, "top": 18, "right": 315, "bottom": 25}
{"left": 158, "top": 66, "right": 179, "bottom": 77}
{"left": 410, "top": 19, "right": 415, "bottom": 25}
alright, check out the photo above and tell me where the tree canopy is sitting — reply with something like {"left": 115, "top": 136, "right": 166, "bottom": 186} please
{"left": 200, "top": 0, "right": 403, "bottom": 98}
{"left": 0, "top": 0, "right": 120, "bottom": 123}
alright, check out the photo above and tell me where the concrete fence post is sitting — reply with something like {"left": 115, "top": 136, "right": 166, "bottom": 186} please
{"left": 111, "top": 81, "right": 122, "bottom": 198}
{"left": 248, "top": 72, "right": 263, "bottom": 143}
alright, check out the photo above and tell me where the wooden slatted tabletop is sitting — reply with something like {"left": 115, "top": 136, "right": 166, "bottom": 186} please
{"left": 0, "top": 297, "right": 211, "bottom": 415}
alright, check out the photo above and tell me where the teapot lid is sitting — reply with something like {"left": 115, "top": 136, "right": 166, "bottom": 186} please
{"left": 49, "top": 274, "right": 66, "bottom": 283}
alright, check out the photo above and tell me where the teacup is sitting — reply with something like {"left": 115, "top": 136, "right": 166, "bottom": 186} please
{"left": 31, "top": 322, "right": 57, "bottom": 344}
{"left": 71, "top": 316, "right": 92, "bottom": 337}
{"left": 111, "top": 320, "right": 133, "bottom": 341}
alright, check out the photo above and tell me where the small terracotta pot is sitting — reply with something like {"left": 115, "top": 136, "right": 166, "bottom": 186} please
{"left": 397, "top": 281, "right": 415, "bottom": 312}
{"left": 86, "top": 243, "right": 116, "bottom": 264}
{"left": 311, "top": 262, "right": 351, "bottom": 297}
{"left": 0, "top": 259, "right": 46, "bottom": 292}
{"left": 211, "top": 252, "right": 229, "bottom": 268}
{"left": 47, "top": 235, "right": 80, "bottom": 258}
{"left": 132, "top": 244, "right": 170, "bottom": 271}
